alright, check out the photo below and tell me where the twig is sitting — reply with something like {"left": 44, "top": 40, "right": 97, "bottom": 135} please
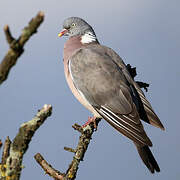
{"left": 0, "top": 104, "right": 52, "bottom": 180}
{"left": 64, "top": 147, "right": 76, "bottom": 153}
{"left": 65, "top": 123, "right": 96, "bottom": 180}
{"left": 4, "top": 26, "right": 14, "bottom": 44}
{"left": 0, "top": 11, "right": 44, "bottom": 85}
{"left": 0, "top": 137, "right": 11, "bottom": 180}
{"left": 35, "top": 120, "right": 100, "bottom": 180}
{"left": 72, "top": 124, "right": 83, "bottom": 133}
{"left": 34, "top": 153, "right": 65, "bottom": 180}
{"left": 1, "top": 137, "right": 11, "bottom": 165}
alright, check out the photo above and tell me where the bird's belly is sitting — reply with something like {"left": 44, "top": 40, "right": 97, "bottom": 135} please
{"left": 64, "top": 66, "right": 101, "bottom": 118}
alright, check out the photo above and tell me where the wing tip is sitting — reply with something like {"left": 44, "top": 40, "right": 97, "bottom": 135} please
{"left": 150, "top": 120, "right": 165, "bottom": 131}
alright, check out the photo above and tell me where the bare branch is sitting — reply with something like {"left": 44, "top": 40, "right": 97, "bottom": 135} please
{"left": 65, "top": 123, "right": 97, "bottom": 180}
{"left": 4, "top": 25, "right": 14, "bottom": 44}
{"left": 34, "top": 153, "right": 65, "bottom": 180}
{"left": 35, "top": 119, "right": 100, "bottom": 180}
{"left": 0, "top": 11, "right": 44, "bottom": 85}
{"left": 0, "top": 104, "right": 52, "bottom": 180}
{"left": 0, "top": 137, "right": 11, "bottom": 180}
{"left": 1, "top": 137, "right": 11, "bottom": 165}
{"left": 64, "top": 147, "right": 76, "bottom": 153}
{"left": 72, "top": 124, "right": 83, "bottom": 133}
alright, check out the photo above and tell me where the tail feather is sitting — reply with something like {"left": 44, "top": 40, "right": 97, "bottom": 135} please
{"left": 135, "top": 144, "right": 160, "bottom": 173}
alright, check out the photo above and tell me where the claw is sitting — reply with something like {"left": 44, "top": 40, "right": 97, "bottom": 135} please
{"left": 82, "top": 116, "right": 97, "bottom": 130}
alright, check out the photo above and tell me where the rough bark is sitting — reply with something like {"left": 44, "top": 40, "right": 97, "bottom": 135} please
{"left": 35, "top": 121, "right": 100, "bottom": 180}
{"left": 0, "top": 11, "right": 44, "bottom": 85}
{"left": 0, "top": 104, "right": 52, "bottom": 180}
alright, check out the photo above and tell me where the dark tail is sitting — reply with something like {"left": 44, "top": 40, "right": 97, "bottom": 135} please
{"left": 135, "top": 144, "right": 160, "bottom": 173}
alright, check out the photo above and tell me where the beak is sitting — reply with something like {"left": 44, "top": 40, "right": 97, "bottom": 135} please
{"left": 58, "top": 29, "right": 68, "bottom": 37}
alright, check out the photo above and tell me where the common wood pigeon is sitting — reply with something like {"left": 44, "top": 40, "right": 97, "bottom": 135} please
{"left": 58, "top": 17, "right": 164, "bottom": 173}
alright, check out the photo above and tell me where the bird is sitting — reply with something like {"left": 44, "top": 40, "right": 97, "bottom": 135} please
{"left": 58, "top": 17, "right": 164, "bottom": 173}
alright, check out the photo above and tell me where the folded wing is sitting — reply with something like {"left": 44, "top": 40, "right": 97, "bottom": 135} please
{"left": 69, "top": 47, "right": 152, "bottom": 146}
{"left": 102, "top": 46, "right": 164, "bottom": 130}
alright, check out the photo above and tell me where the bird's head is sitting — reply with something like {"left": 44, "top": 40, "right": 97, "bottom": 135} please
{"left": 58, "top": 17, "right": 97, "bottom": 44}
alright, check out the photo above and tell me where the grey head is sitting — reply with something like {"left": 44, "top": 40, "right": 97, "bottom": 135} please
{"left": 58, "top": 17, "right": 97, "bottom": 38}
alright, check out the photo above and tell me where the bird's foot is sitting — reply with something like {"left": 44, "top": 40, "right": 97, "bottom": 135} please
{"left": 82, "top": 116, "right": 97, "bottom": 130}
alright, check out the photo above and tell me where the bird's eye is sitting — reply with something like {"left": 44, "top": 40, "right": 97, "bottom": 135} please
{"left": 71, "top": 23, "right": 76, "bottom": 27}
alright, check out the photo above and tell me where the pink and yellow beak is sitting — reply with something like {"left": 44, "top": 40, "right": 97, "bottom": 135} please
{"left": 58, "top": 29, "right": 68, "bottom": 37}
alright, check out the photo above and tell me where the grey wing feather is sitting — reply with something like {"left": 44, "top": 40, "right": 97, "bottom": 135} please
{"left": 133, "top": 82, "right": 164, "bottom": 129}
{"left": 96, "top": 105, "right": 152, "bottom": 146}
{"left": 69, "top": 47, "right": 152, "bottom": 146}
{"left": 103, "top": 46, "right": 164, "bottom": 130}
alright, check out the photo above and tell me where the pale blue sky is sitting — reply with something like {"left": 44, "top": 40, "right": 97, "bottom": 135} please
{"left": 0, "top": 0, "right": 179, "bottom": 179}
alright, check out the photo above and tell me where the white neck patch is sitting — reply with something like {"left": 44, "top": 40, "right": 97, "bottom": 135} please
{"left": 81, "top": 32, "right": 97, "bottom": 44}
